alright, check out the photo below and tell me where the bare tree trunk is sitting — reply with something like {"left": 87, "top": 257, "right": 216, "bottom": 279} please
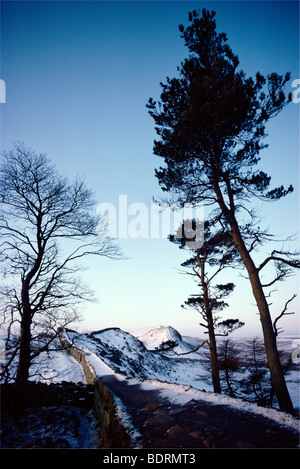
{"left": 15, "top": 282, "right": 32, "bottom": 387}
{"left": 223, "top": 340, "right": 235, "bottom": 398}
{"left": 16, "top": 308, "right": 31, "bottom": 387}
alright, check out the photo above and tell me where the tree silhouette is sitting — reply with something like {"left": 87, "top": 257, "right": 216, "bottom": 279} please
{"left": 170, "top": 219, "right": 244, "bottom": 393}
{"left": 147, "top": 9, "right": 299, "bottom": 413}
{"left": 0, "top": 143, "right": 121, "bottom": 386}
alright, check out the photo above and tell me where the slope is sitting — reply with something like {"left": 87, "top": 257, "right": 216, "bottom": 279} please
{"left": 68, "top": 326, "right": 211, "bottom": 390}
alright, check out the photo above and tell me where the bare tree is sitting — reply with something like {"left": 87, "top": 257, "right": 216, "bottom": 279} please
{"left": 217, "top": 339, "right": 242, "bottom": 398}
{"left": 0, "top": 143, "right": 121, "bottom": 386}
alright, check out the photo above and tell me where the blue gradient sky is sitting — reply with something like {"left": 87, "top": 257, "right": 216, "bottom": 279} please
{"left": 1, "top": 1, "right": 299, "bottom": 337}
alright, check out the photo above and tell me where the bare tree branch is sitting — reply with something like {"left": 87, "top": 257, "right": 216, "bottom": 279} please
{"left": 273, "top": 294, "right": 297, "bottom": 337}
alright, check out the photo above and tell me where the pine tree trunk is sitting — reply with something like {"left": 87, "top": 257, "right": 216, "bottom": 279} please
{"left": 229, "top": 218, "right": 294, "bottom": 413}
{"left": 202, "top": 281, "right": 221, "bottom": 394}
{"left": 207, "top": 310, "right": 221, "bottom": 394}
{"left": 213, "top": 177, "right": 294, "bottom": 413}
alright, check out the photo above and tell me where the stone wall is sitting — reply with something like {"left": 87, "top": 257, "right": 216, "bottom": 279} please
{"left": 59, "top": 333, "right": 97, "bottom": 384}
{"left": 94, "top": 378, "right": 131, "bottom": 448}
{"left": 58, "top": 329, "right": 132, "bottom": 448}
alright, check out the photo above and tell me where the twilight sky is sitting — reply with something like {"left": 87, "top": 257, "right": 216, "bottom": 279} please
{"left": 1, "top": 0, "right": 299, "bottom": 337}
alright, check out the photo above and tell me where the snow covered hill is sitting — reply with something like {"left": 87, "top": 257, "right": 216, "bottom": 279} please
{"left": 66, "top": 326, "right": 210, "bottom": 389}
{"left": 137, "top": 325, "right": 183, "bottom": 350}
{"left": 62, "top": 326, "right": 299, "bottom": 414}
{"left": 137, "top": 325, "right": 195, "bottom": 355}
{"left": 2, "top": 325, "right": 299, "bottom": 419}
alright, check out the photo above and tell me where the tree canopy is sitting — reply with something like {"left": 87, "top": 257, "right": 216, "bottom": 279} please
{"left": 147, "top": 9, "right": 293, "bottom": 209}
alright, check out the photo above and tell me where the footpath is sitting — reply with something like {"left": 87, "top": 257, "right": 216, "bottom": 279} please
{"left": 100, "top": 375, "right": 299, "bottom": 449}
{"left": 1, "top": 378, "right": 299, "bottom": 451}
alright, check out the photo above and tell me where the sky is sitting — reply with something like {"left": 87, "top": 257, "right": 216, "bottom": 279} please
{"left": 0, "top": 0, "right": 299, "bottom": 338}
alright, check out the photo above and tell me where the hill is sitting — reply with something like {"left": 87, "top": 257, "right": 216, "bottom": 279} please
{"left": 137, "top": 325, "right": 194, "bottom": 354}
{"left": 67, "top": 326, "right": 210, "bottom": 390}
{"left": 65, "top": 326, "right": 299, "bottom": 414}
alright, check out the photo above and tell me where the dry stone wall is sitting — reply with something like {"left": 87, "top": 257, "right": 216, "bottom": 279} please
{"left": 58, "top": 329, "right": 131, "bottom": 448}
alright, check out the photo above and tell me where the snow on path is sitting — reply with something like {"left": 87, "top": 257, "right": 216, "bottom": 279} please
{"left": 131, "top": 378, "right": 300, "bottom": 432}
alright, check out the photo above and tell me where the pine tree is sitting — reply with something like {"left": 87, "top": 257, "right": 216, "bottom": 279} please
{"left": 147, "top": 9, "right": 299, "bottom": 413}
{"left": 170, "top": 220, "right": 244, "bottom": 393}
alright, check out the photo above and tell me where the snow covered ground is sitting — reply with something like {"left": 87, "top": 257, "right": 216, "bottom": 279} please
{"left": 64, "top": 326, "right": 299, "bottom": 432}
{"left": 67, "top": 326, "right": 300, "bottom": 411}
{"left": 2, "top": 326, "right": 299, "bottom": 434}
